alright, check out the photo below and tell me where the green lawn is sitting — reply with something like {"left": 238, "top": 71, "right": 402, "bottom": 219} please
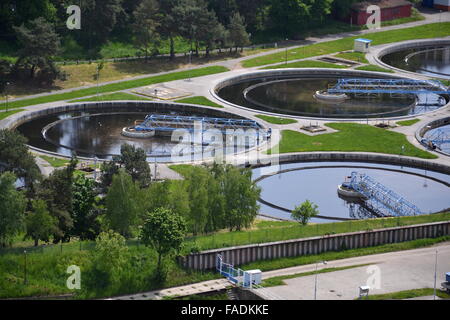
{"left": 396, "top": 119, "right": 420, "bottom": 126}
{"left": 2, "top": 66, "right": 229, "bottom": 110}
{"left": 1, "top": 215, "right": 449, "bottom": 299}
{"left": 0, "top": 109, "right": 24, "bottom": 120}
{"left": 261, "top": 60, "right": 347, "bottom": 70}
{"left": 255, "top": 114, "right": 298, "bottom": 125}
{"left": 242, "top": 23, "right": 450, "bottom": 68}
{"left": 355, "top": 65, "right": 395, "bottom": 73}
{"left": 361, "top": 288, "right": 450, "bottom": 300}
{"left": 40, "top": 156, "right": 70, "bottom": 168}
{"left": 0, "top": 241, "right": 218, "bottom": 299}
{"left": 267, "top": 123, "right": 436, "bottom": 159}
{"left": 69, "top": 92, "right": 152, "bottom": 103}
{"left": 334, "top": 52, "right": 368, "bottom": 64}
{"left": 175, "top": 96, "right": 224, "bottom": 108}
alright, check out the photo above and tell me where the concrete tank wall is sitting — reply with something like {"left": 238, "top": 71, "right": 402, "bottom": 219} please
{"left": 179, "top": 221, "right": 450, "bottom": 270}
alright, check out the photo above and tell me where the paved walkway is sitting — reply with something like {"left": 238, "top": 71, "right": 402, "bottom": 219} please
{"left": 109, "top": 278, "right": 231, "bottom": 300}
{"left": 257, "top": 242, "right": 450, "bottom": 300}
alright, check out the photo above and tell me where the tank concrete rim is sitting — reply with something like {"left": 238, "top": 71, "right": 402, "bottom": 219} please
{"left": 254, "top": 163, "right": 450, "bottom": 221}
{"left": 9, "top": 101, "right": 269, "bottom": 163}
{"left": 210, "top": 68, "right": 448, "bottom": 122}
{"left": 415, "top": 116, "right": 450, "bottom": 158}
{"left": 373, "top": 38, "right": 450, "bottom": 80}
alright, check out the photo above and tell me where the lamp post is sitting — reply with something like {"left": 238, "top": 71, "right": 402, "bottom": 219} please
{"left": 285, "top": 38, "right": 288, "bottom": 65}
{"left": 5, "top": 81, "right": 10, "bottom": 113}
{"left": 433, "top": 249, "right": 438, "bottom": 300}
{"left": 314, "top": 260, "right": 327, "bottom": 300}
{"left": 24, "top": 250, "right": 27, "bottom": 285}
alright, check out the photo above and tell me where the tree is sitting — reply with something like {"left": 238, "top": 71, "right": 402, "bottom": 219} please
{"left": 291, "top": 200, "right": 319, "bottom": 225}
{"left": 227, "top": 12, "right": 250, "bottom": 52}
{"left": 13, "top": 17, "right": 64, "bottom": 84}
{"left": 72, "top": 174, "right": 101, "bottom": 240}
{"left": 140, "top": 207, "right": 187, "bottom": 272}
{"left": 25, "top": 199, "right": 56, "bottom": 246}
{"left": 100, "top": 160, "right": 119, "bottom": 190}
{"left": 37, "top": 157, "right": 77, "bottom": 243}
{"left": 186, "top": 166, "right": 209, "bottom": 235}
{"left": 268, "top": 0, "right": 313, "bottom": 38}
{"left": 157, "top": 0, "right": 179, "bottom": 59}
{"left": 0, "top": 172, "right": 27, "bottom": 247}
{"left": 0, "top": 129, "right": 41, "bottom": 190}
{"left": 222, "top": 165, "right": 260, "bottom": 231}
{"left": 133, "top": 0, "right": 161, "bottom": 59}
{"left": 113, "top": 143, "right": 152, "bottom": 188}
{"left": 105, "top": 169, "right": 145, "bottom": 238}
{"left": 78, "top": 0, "right": 124, "bottom": 50}
{"left": 88, "top": 230, "right": 129, "bottom": 290}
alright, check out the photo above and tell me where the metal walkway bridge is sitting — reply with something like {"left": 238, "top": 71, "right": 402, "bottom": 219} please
{"left": 422, "top": 128, "right": 450, "bottom": 150}
{"left": 344, "top": 171, "right": 422, "bottom": 217}
{"left": 328, "top": 78, "right": 450, "bottom": 96}
{"left": 134, "top": 114, "right": 264, "bottom": 133}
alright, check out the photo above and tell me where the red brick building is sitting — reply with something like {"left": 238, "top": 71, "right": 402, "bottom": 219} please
{"left": 347, "top": 0, "right": 413, "bottom": 25}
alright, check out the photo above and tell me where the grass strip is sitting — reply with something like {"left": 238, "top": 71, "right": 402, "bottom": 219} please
{"left": 242, "top": 23, "right": 450, "bottom": 68}
{"left": 255, "top": 114, "right": 297, "bottom": 125}
{"left": 261, "top": 263, "right": 373, "bottom": 287}
{"left": 178, "top": 212, "right": 450, "bottom": 253}
{"left": 355, "top": 65, "right": 395, "bottom": 73}
{"left": 69, "top": 92, "right": 152, "bottom": 102}
{"left": 175, "top": 96, "right": 224, "bottom": 108}
{"left": 334, "top": 52, "right": 368, "bottom": 64}
{"left": 267, "top": 123, "right": 436, "bottom": 159}
{"left": 261, "top": 60, "right": 347, "bottom": 70}
{"left": 396, "top": 119, "right": 420, "bottom": 126}
{"left": 0, "top": 109, "right": 24, "bottom": 120}
{"left": 3, "top": 66, "right": 229, "bottom": 110}
{"left": 360, "top": 288, "right": 450, "bottom": 300}
{"left": 40, "top": 156, "right": 70, "bottom": 168}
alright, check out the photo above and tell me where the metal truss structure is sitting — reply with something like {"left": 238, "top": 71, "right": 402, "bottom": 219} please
{"left": 346, "top": 171, "right": 422, "bottom": 217}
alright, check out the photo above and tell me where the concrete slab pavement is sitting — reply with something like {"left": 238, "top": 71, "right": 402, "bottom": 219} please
{"left": 257, "top": 242, "right": 450, "bottom": 300}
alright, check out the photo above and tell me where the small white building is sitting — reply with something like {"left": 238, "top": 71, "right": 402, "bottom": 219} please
{"left": 354, "top": 38, "right": 372, "bottom": 53}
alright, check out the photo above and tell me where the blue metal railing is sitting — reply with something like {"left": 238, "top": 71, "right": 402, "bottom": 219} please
{"left": 135, "top": 114, "right": 261, "bottom": 132}
{"left": 347, "top": 171, "right": 422, "bottom": 217}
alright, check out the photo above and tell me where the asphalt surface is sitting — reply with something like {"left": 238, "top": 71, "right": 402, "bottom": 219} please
{"left": 258, "top": 242, "right": 450, "bottom": 300}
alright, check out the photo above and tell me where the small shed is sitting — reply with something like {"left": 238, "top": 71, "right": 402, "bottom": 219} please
{"left": 354, "top": 38, "right": 372, "bottom": 53}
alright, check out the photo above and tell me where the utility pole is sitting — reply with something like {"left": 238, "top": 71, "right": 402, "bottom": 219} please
{"left": 5, "top": 81, "right": 10, "bottom": 113}
{"left": 285, "top": 39, "right": 288, "bottom": 65}
{"left": 434, "top": 249, "right": 438, "bottom": 300}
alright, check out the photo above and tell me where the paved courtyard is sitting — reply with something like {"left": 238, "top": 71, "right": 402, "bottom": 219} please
{"left": 259, "top": 242, "right": 450, "bottom": 300}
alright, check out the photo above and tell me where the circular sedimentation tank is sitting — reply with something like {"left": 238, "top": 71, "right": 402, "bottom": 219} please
{"left": 253, "top": 161, "right": 450, "bottom": 223}
{"left": 380, "top": 42, "right": 450, "bottom": 79}
{"left": 14, "top": 102, "right": 264, "bottom": 161}
{"left": 215, "top": 69, "right": 447, "bottom": 119}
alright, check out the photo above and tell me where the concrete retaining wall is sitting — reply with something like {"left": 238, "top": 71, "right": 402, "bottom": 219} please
{"left": 272, "top": 152, "right": 450, "bottom": 175}
{"left": 179, "top": 221, "right": 450, "bottom": 270}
